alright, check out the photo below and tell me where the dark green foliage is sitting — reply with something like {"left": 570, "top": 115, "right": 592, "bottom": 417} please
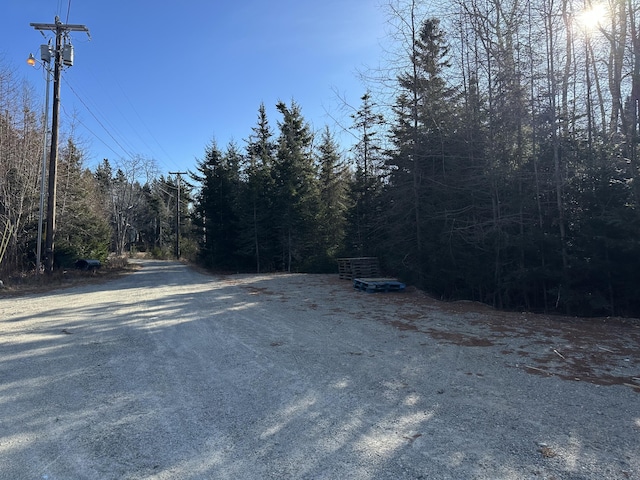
{"left": 343, "top": 91, "right": 386, "bottom": 258}
{"left": 271, "top": 100, "right": 321, "bottom": 271}
{"left": 383, "top": 17, "right": 463, "bottom": 289}
{"left": 191, "top": 102, "right": 349, "bottom": 274}
{"left": 55, "top": 140, "right": 111, "bottom": 266}
{"left": 237, "top": 103, "right": 278, "bottom": 272}
{"left": 314, "top": 126, "right": 350, "bottom": 271}
{"left": 371, "top": 12, "right": 640, "bottom": 317}
{"left": 191, "top": 140, "right": 243, "bottom": 271}
{"left": 136, "top": 177, "right": 178, "bottom": 256}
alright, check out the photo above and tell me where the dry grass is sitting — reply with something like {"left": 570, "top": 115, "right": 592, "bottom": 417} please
{"left": 0, "top": 259, "right": 139, "bottom": 297}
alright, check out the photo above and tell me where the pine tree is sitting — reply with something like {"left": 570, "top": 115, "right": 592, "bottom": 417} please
{"left": 344, "top": 91, "right": 385, "bottom": 257}
{"left": 240, "top": 103, "right": 277, "bottom": 272}
{"left": 316, "top": 126, "right": 349, "bottom": 269}
{"left": 273, "top": 100, "right": 320, "bottom": 271}
{"left": 55, "top": 139, "right": 111, "bottom": 265}
{"left": 191, "top": 140, "right": 242, "bottom": 270}
{"left": 137, "top": 177, "right": 174, "bottom": 257}
{"left": 385, "top": 17, "right": 459, "bottom": 288}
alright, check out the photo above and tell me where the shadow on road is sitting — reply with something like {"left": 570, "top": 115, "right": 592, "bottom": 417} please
{"left": 1, "top": 260, "right": 638, "bottom": 479}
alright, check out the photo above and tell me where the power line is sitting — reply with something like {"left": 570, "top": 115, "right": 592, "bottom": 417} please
{"left": 64, "top": 65, "right": 177, "bottom": 172}
{"left": 112, "top": 76, "right": 177, "bottom": 168}
{"left": 58, "top": 101, "right": 128, "bottom": 162}
{"left": 62, "top": 77, "right": 137, "bottom": 160}
{"left": 60, "top": 71, "right": 174, "bottom": 171}
{"left": 65, "top": 0, "right": 72, "bottom": 24}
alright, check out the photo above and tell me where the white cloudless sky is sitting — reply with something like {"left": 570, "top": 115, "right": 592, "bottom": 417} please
{"left": 3, "top": 0, "right": 388, "bottom": 174}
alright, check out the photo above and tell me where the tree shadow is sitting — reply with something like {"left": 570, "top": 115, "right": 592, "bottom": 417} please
{"left": 0, "top": 260, "right": 638, "bottom": 479}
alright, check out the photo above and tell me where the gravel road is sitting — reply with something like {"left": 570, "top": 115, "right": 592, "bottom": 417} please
{"left": 1, "top": 260, "right": 638, "bottom": 479}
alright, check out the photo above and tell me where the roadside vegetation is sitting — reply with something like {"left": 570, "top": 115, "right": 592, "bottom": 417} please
{"left": 0, "top": 255, "right": 137, "bottom": 296}
{"left": 2, "top": 0, "right": 640, "bottom": 317}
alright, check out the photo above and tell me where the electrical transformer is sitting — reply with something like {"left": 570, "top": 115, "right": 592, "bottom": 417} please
{"left": 62, "top": 44, "right": 74, "bottom": 66}
{"left": 40, "top": 44, "right": 51, "bottom": 63}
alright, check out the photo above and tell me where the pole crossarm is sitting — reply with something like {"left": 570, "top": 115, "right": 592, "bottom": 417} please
{"left": 30, "top": 23, "right": 89, "bottom": 32}
{"left": 30, "top": 16, "right": 90, "bottom": 36}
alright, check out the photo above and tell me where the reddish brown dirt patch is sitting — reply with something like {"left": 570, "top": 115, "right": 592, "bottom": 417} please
{"left": 425, "top": 329, "right": 495, "bottom": 347}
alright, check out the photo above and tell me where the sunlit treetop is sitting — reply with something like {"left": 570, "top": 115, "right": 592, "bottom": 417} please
{"left": 576, "top": 3, "right": 608, "bottom": 32}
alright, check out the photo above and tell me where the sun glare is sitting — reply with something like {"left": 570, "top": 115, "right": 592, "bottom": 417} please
{"left": 577, "top": 3, "right": 608, "bottom": 31}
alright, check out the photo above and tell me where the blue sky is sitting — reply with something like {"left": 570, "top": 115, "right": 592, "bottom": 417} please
{"left": 3, "top": 1, "right": 387, "bottom": 174}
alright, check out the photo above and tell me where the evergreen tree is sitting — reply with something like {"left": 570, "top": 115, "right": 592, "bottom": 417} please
{"left": 56, "top": 139, "right": 111, "bottom": 265}
{"left": 344, "top": 91, "right": 386, "bottom": 257}
{"left": 385, "top": 17, "right": 460, "bottom": 288}
{"left": 272, "top": 100, "right": 320, "bottom": 271}
{"left": 241, "top": 103, "right": 277, "bottom": 272}
{"left": 315, "top": 126, "right": 349, "bottom": 269}
{"left": 191, "top": 140, "right": 242, "bottom": 270}
{"left": 137, "top": 177, "right": 174, "bottom": 257}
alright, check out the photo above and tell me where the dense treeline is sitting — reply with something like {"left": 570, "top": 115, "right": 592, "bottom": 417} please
{"left": 3, "top": 0, "right": 640, "bottom": 317}
{"left": 191, "top": 101, "right": 350, "bottom": 273}
{"left": 190, "top": 0, "right": 640, "bottom": 317}
{"left": 380, "top": 0, "right": 640, "bottom": 317}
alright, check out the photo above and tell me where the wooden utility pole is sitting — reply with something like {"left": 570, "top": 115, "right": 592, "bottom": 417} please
{"left": 30, "top": 16, "right": 89, "bottom": 273}
{"left": 169, "top": 172, "right": 188, "bottom": 259}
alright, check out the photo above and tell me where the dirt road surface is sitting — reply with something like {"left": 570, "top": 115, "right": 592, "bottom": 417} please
{"left": 1, "top": 260, "right": 639, "bottom": 479}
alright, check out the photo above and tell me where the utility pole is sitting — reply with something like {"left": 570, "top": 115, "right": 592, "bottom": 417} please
{"left": 169, "top": 172, "right": 188, "bottom": 259}
{"left": 30, "top": 16, "right": 89, "bottom": 273}
{"left": 28, "top": 44, "right": 52, "bottom": 273}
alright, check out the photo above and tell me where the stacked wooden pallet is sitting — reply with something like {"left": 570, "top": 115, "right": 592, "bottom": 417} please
{"left": 337, "top": 257, "right": 379, "bottom": 280}
{"left": 353, "top": 278, "right": 406, "bottom": 293}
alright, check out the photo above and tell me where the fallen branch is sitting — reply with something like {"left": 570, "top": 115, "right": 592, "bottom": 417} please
{"left": 525, "top": 365, "right": 552, "bottom": 376}
{"left": 597, "top": 346, "right": 614, "bottom": 353}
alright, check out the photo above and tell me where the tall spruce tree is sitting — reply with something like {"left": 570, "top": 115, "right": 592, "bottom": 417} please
{"left": 55, "top": 139, "right": 111, "bottom": 265}
{"left": 273, "top": 100, "right": 320, "bottom": 271}
{"left": 385, "top": 17, "right": 460, "bottom": 289}
{"left": 191, "top": 140, "right": 241, "bottom": 270}
{"left": 345, "top": 91, "right": 385, "bottom": 257}
{"left": 241, "top": 103, "right": 277, "bottom": 272}
{"left": 316, "top": 126, "right": 349, "bottom": 269}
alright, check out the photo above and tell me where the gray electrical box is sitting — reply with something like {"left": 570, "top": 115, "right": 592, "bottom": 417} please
{"left": 39, "top": 44, "right": 51, "bottom": 63}
{"left": 62, "top": 44, "right": 74, "bottom": 66}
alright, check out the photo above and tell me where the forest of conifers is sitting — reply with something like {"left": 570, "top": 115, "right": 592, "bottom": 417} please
{"left": 2, "top": 1, "right": 640, "bottom": 317}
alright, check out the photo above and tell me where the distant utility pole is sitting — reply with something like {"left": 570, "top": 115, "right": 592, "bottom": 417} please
{"left": 30, "top": 16, "right": 89, "bottom": 273}
{"left": 169, "top": 172, "right": 188, "bottom": 259}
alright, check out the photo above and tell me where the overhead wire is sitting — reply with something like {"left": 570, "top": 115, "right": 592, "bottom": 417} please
{"left": 65, "top": 0, "right": 72, "bottom": 24}
{"left": 69, "top": 61, "right": 177, "bottom": 172}
{"left": 91, "top": 70, "right": 174, "bottom": 170}
{"left": 58, "top": 99, "right": 132, "bottom": 162}
{"left": 111, "top": 76, "right": 177, "bottom": 168}
{"left": 63, "top": 66, "right": 139, "bottom": 154}
{"left": 60, "top": 64, "right": 178, "bottom": 174}
{"left": 62, "top": 75, "right": 138, "bottom": 160}
{"left": 39, "top": 5, "right": 179, "bottom": 174}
